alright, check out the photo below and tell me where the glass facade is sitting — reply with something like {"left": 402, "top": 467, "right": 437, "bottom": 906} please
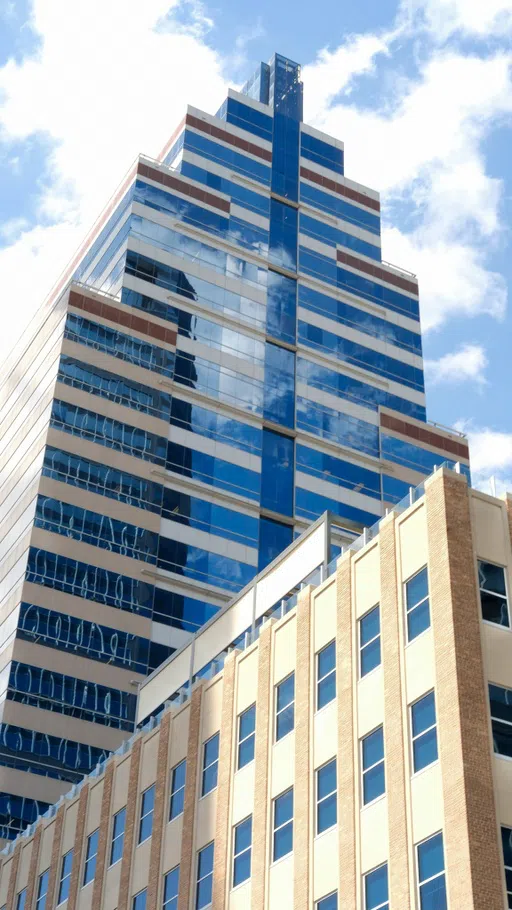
{"left": 0, "top": 51, "right": 467, "bottom": 839}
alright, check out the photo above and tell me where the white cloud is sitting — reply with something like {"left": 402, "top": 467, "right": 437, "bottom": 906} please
{"left": 403, "top": 0, "right": 512, "bottom": 41}
{"left": 0, "top": 0, "right": 230, "bottom": 361}
{"left": 454, "top": 420, "right": 512, "bottom": 494}
{"left": 424, "top": 343, "right": 488, "bottom": 386}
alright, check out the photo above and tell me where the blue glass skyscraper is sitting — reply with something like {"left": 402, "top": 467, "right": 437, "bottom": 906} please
{"left": 0, "top": 53, "right": 469, "bottom": 840}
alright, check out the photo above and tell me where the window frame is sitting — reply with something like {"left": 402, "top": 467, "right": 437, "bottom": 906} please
{"left": 195, "top": 841, "right": 214, "bottom": 910}
{"left": 490, "top": 682, "right": 512, "bottom": 759}
{"left": 170, "top": 759, "right": 187, "bottom": 819}
{"left": 404, "top": 566, "right": 430, "bottom": 643}
{"left": 237, "top": 704, "right": 256, "bottom": 770}
{"left": 138, "top": 784, "right": 155, "bottom": 845}
{"left": 163, "top": 865, "right": 180, "bottom": 910}
{"left": 132, "top": 888, "right": 147, "bottom": 910}
{"left": 315, "top": 758, "right": 337, "bottom": 835}
{"left": 316, "top": 640, "right": 336, "bottom": 710}
{"left": 410, "top": 690, "right": 438, "bottom": 774}
{"left": 364, "top": 862, "right": 389, "bottom": 910}
{"left": 359, "top": 605, "right": 381, "bottom": 678}
{"left": 275, "top": 671, "right": 295, "bottom": 741}
{"left": 57, "top": 850, "right": 73, "bottom": 906}
{"left": 110, "top": 806, "right": 126, "bottom": 866}
{"left": 201, "top": 733, "right": 220, "bottom": 797}
{"left": 416, "top": 831, "right": 447, "bottom": 910}
{"left": 272, "top": 787, "right": 294, "bottom": 862}
{"left": 479, "top": 559, "right": 510, "bottom": 628}
{"left": 232, "top": 815, "right": 252, "bottom": 888}
{"left": 36, "top": 869, "right": 50, "bottom": 910}
{"left": 501, "top": 825, "right": 512, "bottom": 907}
{"left": 316, "top": 892, "right": 338, "bottom": 910}
{"left": 82, "top": 828, "right": 99, "bottom": 887}
{"left": 16, "top": 890, "right": 27, "bottom": 910}
{"left": 361, "top": 725, "right": 385, "bottom": 806}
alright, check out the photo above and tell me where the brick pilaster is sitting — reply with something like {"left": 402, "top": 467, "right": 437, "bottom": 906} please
{"left": 294, "top": 588, "right": 312, "bottom": 910}
{"left": 425, "top": 469, "right": 504, "bottom": 909}
{"left": 177, "top": 684, "right": 204, "bottom": 910}
{"left": 336, "top": 553, "right": 357, "bottom": 905}
{"left": 212, "top": 652, "right": 237, "bottom": 910}
{"left": 24, "top": 824, "right": 42, "bottom": 910}
{"left": 91, "top": 760, "right": 115, "bottom": 909}
{"left": 66, "top": 784, "right": 89, "bottom": 910}
{"left": 43, "top": 804, "right": 65, "bottom": 910}
{"left": 379, "top": 515, "right": 410, "bottom": 909}
{"left": 147, "top": 713, "right": 172, "bottom": 910}
{"left": 5, "top": 842, "right": 21, "bottom": 910}
{"left": 117, "top": 736, "right": 143, "bottom": 910}
{"left": 250, "top": 623, "right": 273, "bottom": 910}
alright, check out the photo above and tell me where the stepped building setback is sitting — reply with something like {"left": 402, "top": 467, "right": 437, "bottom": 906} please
{"left": 0, "top": 53, "right": 470, "bottom": 843}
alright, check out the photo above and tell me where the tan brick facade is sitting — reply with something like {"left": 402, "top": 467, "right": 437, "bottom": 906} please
{"left": 24, "top": 823, "right": 42, "bottom": 910}
{"left": 294, "top": 587, "right": 312, "bottom": 910}
{"left": 251, "top": 623, "right": 273, "bottom": 910}
{"left": 117, "top": 737, "right": 143, "bottom": 910}
{"left": 66, "top": 784, "right": 89, "bottom": 910}
{"left": 5, "top": 841, "right": 21, "bottom": 910}
{"left": 177, "top": 683, "right": 204, "bottom": 910}
{"left": 147, "top": 712, "right": 172, "bottom": 910}
{"left": 212, "top": 651, "right": 237, "bottom": 910}
{"left": 379, "top": 515, "right": 411, "bottom": 908}
{"left": 91, "top": 760, "right": 115, "bottom": 908}
{"left": 336, "top": 553, "right": 357, "bottom": 905}
{"left": 44, "top": 805, "right": 65, "bottom": 910}
{"left": 425, "top": 470, "right": 504, "bottom": 909}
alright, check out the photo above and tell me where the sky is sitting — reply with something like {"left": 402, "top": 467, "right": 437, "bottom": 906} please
{"left": 0, "top": 0, "right": 511, "bottom": 492}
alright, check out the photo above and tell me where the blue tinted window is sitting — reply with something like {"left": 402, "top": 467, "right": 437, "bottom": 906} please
{"left": 157, "top": 538, "right": 254, "bottom": 593}
{"left": 0, "top": 794, "right": 51, "bottom": 842}
{"left": 362, "top": 727, "right": 385, "bottom": 804}
{"left": 64, "top": 312, "right": 175, "bottom": 377}
{"left": 411, "top": 691, "right": 438, "bottom": 772}
{"left": 382, "top": 474, "right": 412, "bottom": 505}
{"left": 26, "top": 548, "right": 154, "bottom": 617}
{"left": 110, "top": 807, "right": 126, "bottom": 865}
{"left": 196, "top": 842, "right": 214, "bottom": 909}
{"left": 360, "top": 606, "right": 381, "bottom": 677}
{"left": 296, "top": 443, "right": 381, "bottom": 501}
{"left": 316, "top": 759, "right": 337, "bottom": 833}
{"left": 300, "top": 214, "right": 379, "bottom": 261}
{"left": 296, "top": 396, "right": 379, "bottom": 458}
{"left": 418, "top": 833, "right": 446, "bottom": 910}
{"left": 167, "top": 441, "right": 260, "bottom": 502}
{"left": 501, "top": 827, "right": 512, "bottom": 907}
{"left": 133, "top": 890, "right": 147, "bottom": 910}
{"left": 276, "top": 673, "right": 294, "bottom": 741}
{"left": 380, "top": 435, "right": 468, "bottom": 477}
{"left": 301, "top": 132, "right": 343, "bottom": 174}
{"left": 171, "top": 396, "right": 261, "bottom": 455}
{"left": 163, "top": 866, "right": 180, "bottom": 910}
{"left": 269, "top": 199, "right": 297, "bottom": 271}
{"left": 300, "top": 181, "right": 380, "bottom": 235}
{"left": 405, "top": 567, "right": 430, "bottom": 642}
{"left": 174, "top": 350, "right": 264, "bottom": 417}
{"left": 83, "top": 829, "right": 99, "bottom": 885}
{"left": 264, "top": 343, "right": 295, "bottom": 428}
{"left": 337, "top": 265, "right": 419, "bottom": 320}
{"left": 226, "top": 97, "right": 273, "bottom": 141}
{"left": 271, "top": 111, "right": 300, "bottom": 201}
{"left": 273, "top": 788, "right": 293, "bottom": 860}
{"left": 184, "top": 129, "right": 271, "bottom": 185}
{"left": 258, "top": 518, "right": 293, "bottom": 572}
{"left": 295, "top": 487, "right": 379, "bottom": 530}
{"left": 180, "top": 160, "right": 270, "bottom": 216}
{"left": 238, "top": 705, "right": 256, "bottom": 769}
{"left": 261, "top": 430, "right": 293, "bottom": 517}
{"left": 365, "top": 863, "right": 388, "bottom": 910}
{"left": 170, "top": 760, "right": 186, "bottom": 820}
{"left": 233, "top": 815, "right": 252, "bottom": 886}
{"left": 85, "top": 216, "right": 131, "bottom": 287}
{"left": 299, "top": 245, "right": 337, "bottom": 284}
{"left": 36, "top": 869, "right": 50, "bottom": 910}
{"left": 202, "top": 733, "right": 219, "bottom": 796}
{"left": 139, "top": 784, "right": 155, "bottom": 844}
{"left": 317, "top": 641, "right": 336, "bottom": 710}
{"left": 58, "top": 850, "right": 73, "bottom": 905}
{"left": 266, "top": 271, "right": 296, "bottom": 344}
{"left": 479, "top": 560, "right": 510, "bottom": 627}
{"left": 153, "top": 588, "right": 220, "bottom": 632}
{"left": 73, "top": 186, "right": 134, "bottom": 281}
{"left": 134, "top": 180, "right": 230, "bottom": 238}
{"left": 16, "top": 889, "right": 26, "bottom": 910}
{"left": 298, "top": 284, "right": 421, "bottom": 355}
{"left": 489, "top": 684, "right": 512, "bottom": 758}
{"left": 317, "top": 894, "right": 337, "bottom": 910}
{"left": 57, "top": 354, "right": 172, "bottom": 419}
{"left": 162, "top": 488, "right": 258, "bottom": 548}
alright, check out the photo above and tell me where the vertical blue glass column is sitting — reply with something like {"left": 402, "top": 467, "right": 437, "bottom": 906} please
{"left": 261, "top": 429, "right": 294, "bottom": 516}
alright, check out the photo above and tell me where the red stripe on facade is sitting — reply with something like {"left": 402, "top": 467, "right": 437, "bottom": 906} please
{"left": 186, "top": 113, "right": 272, "bottom": 162}
{"left": 380, "top": 412, "right": 469, "bottom": 461}
{"left": 68, "top": 290, "right": 178, "bottom": 348}
{"left": 300, "top": 165, "right": 381, "bottom": 212}
{"left": 137, "top": 162, "right": 230, "bottom": 213}
{"left": 336, "top": 250, "right": 418, "bottom": 295}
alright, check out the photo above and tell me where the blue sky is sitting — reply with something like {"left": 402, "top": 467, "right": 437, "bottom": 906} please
{"left": 0, "top": 0, "right": 511, "bottom": 489}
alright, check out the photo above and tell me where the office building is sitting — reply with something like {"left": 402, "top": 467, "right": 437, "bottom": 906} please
{"left": 1, "top": 466, "right": 512, "bottom": 909}
{"left": 0, "top": 53, "right": 469, "bottom": 840}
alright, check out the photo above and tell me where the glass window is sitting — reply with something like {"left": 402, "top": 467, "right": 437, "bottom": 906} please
{"left": 273, "top": 788, "right": 293, "bottom": 861}
{"left": 364, "top": 863, "right": 389, "bottom": 910}
{"left": 110, "top": 807, "right": 126, "bottom": 865}
{"left": 316, "top": 893, "right": 338, "bottom": 910}
{"left": 133, "top": 890, "right": 147, "bottom": 910}
{"left": 196, "top": 842, "right": 214, "bottom": 909}
{"left": 170, "top": 760, "right": 186, "bottom": 819}
{"left": 36, "top": 869, "right": 50, "bottom": 910}
{"left": 276, "top": 673, "right": 295, "bottom": 740}
{"left": 360, "top": 606, "right": 381, "bottom": 677}
{"left": 266, "top": 271, "right": 296, "bottom": 345}
{"left": 233, "top": 815, "right": 252, "bottom": 886}
{"left": 316, "top": 758, "right": 337, "bottom": 834}
{"left": 139, "top": 784, "right": 155, "bottom": 844}
{"left": 83, "top": 828, "right": 99, "bottom": 886}
{"left": 202, "top": 734, "right": 219, "bottom": 796}
{"left": 362, "top": 727, "right": 385, "bottom": 804}
{"left": 258, "top": 517, "right": 293, "bottom": 573}
{"left": 237, "top": 705, "right": 256, "bottom": 769}
{"left": 417, "top": 832, "right": 447, "bottom": 910}
{"left": 163, "top": 866, "right": 179, "bottom": 910}
{"left": 405, "top": 567, "right": 430, "bottom": 642}
{"left": 317, "top": 641, "right": 336, "bottom": 709}
{"left": 489, "top": 683, "right": 512, "bottom": 758}
{"left": 16, "top": 891, "right": 26, "bottom": 910}
{"left": 269, "top": 199, "right": 298, "bottom": 271}
{"left": 261, "top": 429, "right": 294, "bottom": 517}
{"left": 58, "top": 850, "right": 73, "bottom": 905}
{"left": 501, "top": 826, "right": 512, "bottom": 908}
{"left": 411, "top": 692, "right": 438, "bottom": 772}
{"left": 479, "top": 561, "right": 510, "bottom": 627}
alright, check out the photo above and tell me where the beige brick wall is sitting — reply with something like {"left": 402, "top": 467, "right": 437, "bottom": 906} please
{"left": 379, "top": 515, "right": 410, "bottom": 908}
{"left": 294, "top": 587, "right": 312, "bottom": 909}
{"left": 24, "top": 823, "right": 42, "bottom": 910}
{"left": 91, "top": 760, "right": 115, "bottom": 908}
{"left": 44, "top": 804, "right": 65, "bottom": 910}
{"left": 251, "top": 622, "right": 273, "bottom": 910}
{"left": 147, "top": 712, "right": 172, "bottom": 910}
{"left": 211, "top": 651, "right": 237, "bottom": 910}
{"left": 336, "top": 553, "right": 357, "bottom": 905}
{"left": 117, "top": 736, "right": 143, "bottom": 910}
{"left": 177, "top": 684, "right": 203, "bottom": 910}
{"left": 66, "top": 784, "right": 89, "bottom": 910}
{"left": 5, "top": 841, "right": 21, "bottom": 910}
{"left": 425, "top": 470, "right": 504, "bottom": 909}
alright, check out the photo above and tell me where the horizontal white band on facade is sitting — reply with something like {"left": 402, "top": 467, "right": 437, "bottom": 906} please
{"left": 167, "top": 423, "right": 261, "bottom": 473}
{"left": 159, "top": 517, "right": 258, "bottom": 567}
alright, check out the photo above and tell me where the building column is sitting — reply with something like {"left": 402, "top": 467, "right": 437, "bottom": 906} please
{"left": 117, "top": 736, "right": 143, "bottom": 910}
{"left": 379, "top": 514, "right": 410, "bottom": 909}
{"left": 251, "top": 622, "right": 273, "bottom": 910}
{"left": 177, "top": 683, "right": 204, "bottom": 910}
{"left": 24, "top": 823, "right": 42, "bottom": 910}
{"left": 147, "top": 712, "right": 172, "bottom": 910}
{"left": 67, "top": 784, "right": 90, "bottom": 910}
{"left": 5, "top": 841, "right": 21, "bottom": 910}
{"left": 336, "top": 553, "right": 357, "bottom": 906}
{"left": 294, "top": 587, "right": 312, "bottom": 910}
{"left": 425, "top": 469, "right": 504, "bottom": 908}
{"left": 212, "top": 651, "right": 237, "bottom": 910}
{"left": 91, "top": 760, "right": 115, "bottom": 909}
